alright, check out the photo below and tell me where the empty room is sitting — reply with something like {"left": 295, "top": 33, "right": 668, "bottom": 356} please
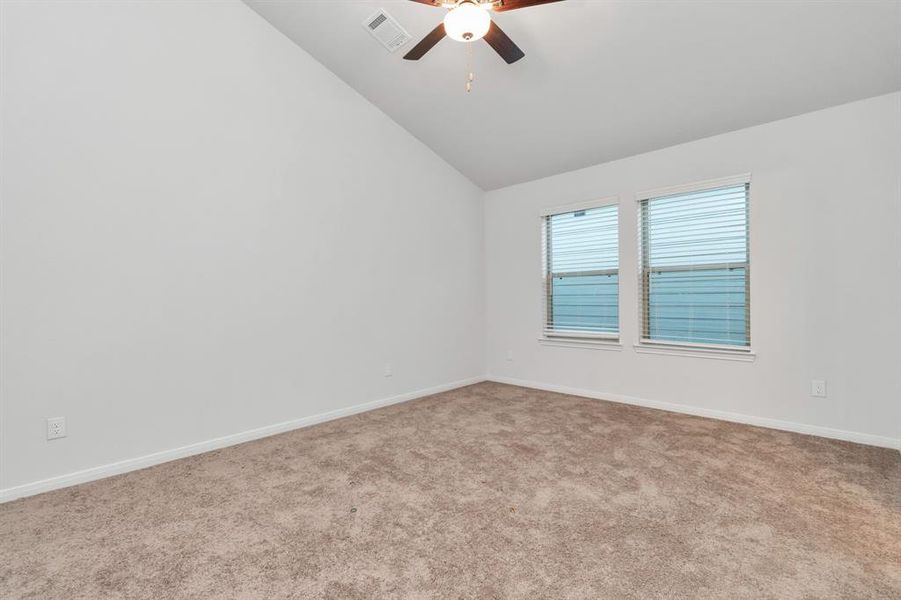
{"left": 1, "top": 0, "right": 899, "bottom": 598}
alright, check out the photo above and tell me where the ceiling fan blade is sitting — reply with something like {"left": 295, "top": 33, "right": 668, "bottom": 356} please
{"left": 403, "top": 24, "right": 447, "bottom": 60}
{"left": 408, "top": 0, "right": 443, "bottom": 6}
{"left": 483, "top": 21, "right": 525, "bottom": 64}
{"left": 493, "top": 0, "right": 565, "bottom": 12}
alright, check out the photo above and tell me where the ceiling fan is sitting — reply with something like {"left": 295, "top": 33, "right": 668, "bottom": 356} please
{"left": 404, "top": 0, "right": 564, "bottom": 64}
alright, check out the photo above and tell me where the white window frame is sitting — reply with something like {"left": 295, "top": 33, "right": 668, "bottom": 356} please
{"left": 634, "top": 174, "right": 755, "bottom": 362}
{"left": 538, "top": 196, "right": 622, "bottom": 350}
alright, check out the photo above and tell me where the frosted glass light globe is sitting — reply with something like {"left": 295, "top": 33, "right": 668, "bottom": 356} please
{"left": 443, "top": 2, "right": 491, "bottom": 42}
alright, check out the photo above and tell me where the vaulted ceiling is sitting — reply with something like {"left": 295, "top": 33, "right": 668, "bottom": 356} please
{"left": 244, "top": 1, "right": 901, "bottom": 190}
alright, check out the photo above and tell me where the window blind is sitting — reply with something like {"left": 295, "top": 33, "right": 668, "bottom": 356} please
{"left": 543, "top": 204, "right": 619, "bottom": 337}
{"left": 639, "top": 182, "right": 749, "bottom": 348}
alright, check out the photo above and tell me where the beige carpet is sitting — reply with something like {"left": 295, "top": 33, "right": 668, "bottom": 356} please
{"left": 1, "top": 382, "right": 899, "bottom": 599}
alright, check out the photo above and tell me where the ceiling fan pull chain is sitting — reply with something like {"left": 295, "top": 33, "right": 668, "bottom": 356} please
{"left": 466, "top": 41, "right": 474, "bottom": 93}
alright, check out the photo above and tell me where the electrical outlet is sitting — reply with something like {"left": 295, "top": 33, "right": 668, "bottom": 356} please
{"left": 384, "top": 364, "right": 392, "bottom": 378}
{"left": 505, "top": 350, "right": 513, "bottom": 361}
{"left": 810, "top": 380, "right": 827, "bottom": 398}
{"left": 47, "top": 417, "right": 66, "bottom": 440}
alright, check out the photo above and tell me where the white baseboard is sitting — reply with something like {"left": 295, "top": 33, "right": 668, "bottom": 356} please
{"left": 0, "top": 376, "right": 486, "bottom": 503}
{"left": 487, "top": 376, "right": 900, "bottom": 450}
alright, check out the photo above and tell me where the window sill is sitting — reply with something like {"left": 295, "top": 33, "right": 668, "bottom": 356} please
{"left": 538, "top": 336, "right": 623, "bottom": 351}
{"left": 633, "top": 342, "right": 756, "bottom": 362}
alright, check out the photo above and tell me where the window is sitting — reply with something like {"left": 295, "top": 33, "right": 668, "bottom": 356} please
{"left": 639, "top": 178, "right": 750, "bottom": 350}
{"left": 542, "top": 202, "right": 619, "bottom": 339}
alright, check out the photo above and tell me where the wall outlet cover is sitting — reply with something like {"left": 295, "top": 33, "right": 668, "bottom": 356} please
{"left": 810, "top": 380, "right": 827, "bottom": 398}
{"left": 47, "top": 417, "right": 67, "bottom": 440}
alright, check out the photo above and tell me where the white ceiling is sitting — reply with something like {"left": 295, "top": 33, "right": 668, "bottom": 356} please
{"left": 244, "top": 1, "right": 901, "bottom": 190}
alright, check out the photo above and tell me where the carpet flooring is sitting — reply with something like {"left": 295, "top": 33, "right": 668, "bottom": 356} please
{"left": 1, "top": 382, "right": 899, "bottom": 599}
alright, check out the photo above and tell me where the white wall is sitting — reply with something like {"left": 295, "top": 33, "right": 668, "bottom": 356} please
{"left": 0, "top": 0, "right": 484, "bottom": 493}
{"left": 485, "top": 93, "right": 901, "bottom": 447}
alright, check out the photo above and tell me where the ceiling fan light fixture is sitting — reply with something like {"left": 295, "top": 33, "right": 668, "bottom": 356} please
{"left": 443, "top": 2, "right": 491, "bottom": 42}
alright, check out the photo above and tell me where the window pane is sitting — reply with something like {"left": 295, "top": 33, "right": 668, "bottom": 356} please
{"left": 552, "top": 273, "right": 619, "bottom": 333}
{"left": 546, "top": 205, "right": 618, "bottom": 335}
{"left": 648, "top": 267, "right": 746, "bottom": 345}
{"left": 646, "top": 186, "right": 747, "bottom": 268}
{"left": 642, "top": 183, "right": 749, "bottom": 347}
{"left": 549, "top": 206, "right": 618, "bottom": 273}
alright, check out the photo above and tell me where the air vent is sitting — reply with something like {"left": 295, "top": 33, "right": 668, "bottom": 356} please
{"left": 362, "top": 9, "right": 412, "bottom": 53}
